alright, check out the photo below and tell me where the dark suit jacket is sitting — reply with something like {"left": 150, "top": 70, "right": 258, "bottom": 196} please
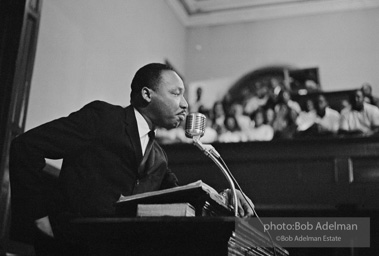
{"left": 9, "top": 101, "right": 178, "bottom": 242}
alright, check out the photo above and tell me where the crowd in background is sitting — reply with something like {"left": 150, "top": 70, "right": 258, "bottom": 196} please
{"left": 156, "top": 82, "right": 379, "bottom": 144}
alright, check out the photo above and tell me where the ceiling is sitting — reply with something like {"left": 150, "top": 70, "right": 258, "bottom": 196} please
{"left": 166, "top": 0, "right": 379, "bottom": 27}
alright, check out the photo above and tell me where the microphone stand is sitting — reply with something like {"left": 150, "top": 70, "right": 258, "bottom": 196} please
{"left": 192, "top": 136, "right": 238, "bottom": 217}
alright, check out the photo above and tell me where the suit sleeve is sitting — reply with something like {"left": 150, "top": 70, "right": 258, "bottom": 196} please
{"left": 160, "top": 169, "right": 179, "bottom": 189}
{"left": 159, "top": 150, "right": 179, "bottom": 189}
{"left": 9, "top": 101, "right": 102, "bottom": 224}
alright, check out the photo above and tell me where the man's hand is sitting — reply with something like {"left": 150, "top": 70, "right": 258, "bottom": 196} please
{"left": 35, "top": 216, "right": 54, "bottom": 238}
{"left": 222, "top": 189, "right": 255, "bottom": 217}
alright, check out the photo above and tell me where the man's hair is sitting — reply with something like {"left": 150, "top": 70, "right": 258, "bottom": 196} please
{"left": 130, "top": 63, "right": 175, "bottom": 108}
{"left": 361, "top": 82, "right": 372, "bottom": 93}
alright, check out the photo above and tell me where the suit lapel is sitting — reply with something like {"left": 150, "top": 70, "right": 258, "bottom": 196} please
{"left": 124, "top": 106, "right": 143, "bottom": 165}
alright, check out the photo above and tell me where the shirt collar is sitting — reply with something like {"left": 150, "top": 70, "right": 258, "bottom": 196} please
{"left": 134, "top": 108, "right": 152, "bottom": 138}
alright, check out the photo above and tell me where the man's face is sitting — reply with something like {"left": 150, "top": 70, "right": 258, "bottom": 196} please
{"left": 147, "top": 70, "right": 188, "bottom": 129}
{"left": 266, "top": 108, "right": 275, "bottom": 123}
{"left": 362, "top": 84, "right": 372, "bottom": 96}
{"left": 355, "top": 90, "right": 364, "bottom": 110}
{"left": 317, "top": 96, "right": 327, "bottom": 111}
{"left": 282, "top": 91, "right": 290, "bottom": 102}
{"left": 254, "top": 112, "right": 264, "bottom": 126}
{"left": 306, "top": 99, "right": 315, "bottom": 111}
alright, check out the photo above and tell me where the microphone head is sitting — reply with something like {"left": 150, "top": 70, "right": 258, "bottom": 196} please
{"left": 185, "top": 113, "right": 206, "bottom": 138}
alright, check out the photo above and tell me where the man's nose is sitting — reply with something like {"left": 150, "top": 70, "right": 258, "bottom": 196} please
{"left": 180, "top": 96, "right": 188, "bottom": 109}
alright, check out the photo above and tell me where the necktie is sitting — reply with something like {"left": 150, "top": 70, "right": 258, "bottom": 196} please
{"left": 138, "top": 130, "right": 155, "bottom": 176}
{"left": 145, "top": 130, "right": 155, "bottom": 156}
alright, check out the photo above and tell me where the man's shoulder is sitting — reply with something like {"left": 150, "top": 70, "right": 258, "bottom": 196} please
{"left": 84, "top": 100, "right": 121, "bottom": 109}
{"left": 81, "top": 100, "right": 130, "bottom": 113}
{"left": 364, "top": 102, "right": 379, "bottom": 113}
{"left": 73, "top": 101, "right": 133, "bottom": 122}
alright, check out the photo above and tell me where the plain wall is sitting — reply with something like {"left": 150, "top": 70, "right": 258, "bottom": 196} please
{"left": 27, "top": 0, "right": 186, "bottom": 130}
{"left": 185, "top": 7, "right": 379, "bottom": 98}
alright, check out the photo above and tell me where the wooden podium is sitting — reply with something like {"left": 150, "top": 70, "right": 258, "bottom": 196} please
{"left": 71, "top": 183, "right": 288, "bottom": 255}
{"left": 72, "top": 216, "right": 289, "bottom": 256}
{"left": 72, "top": 217, "right": 236, "bottom": 256}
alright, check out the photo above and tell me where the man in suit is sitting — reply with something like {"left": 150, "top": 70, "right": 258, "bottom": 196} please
{"left": 9, "top": 63, "right": 253, "bottom": 255}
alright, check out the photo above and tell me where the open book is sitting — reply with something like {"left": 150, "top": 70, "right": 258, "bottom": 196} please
{"left": 115, "top": 180, "right": 232, "bottom": 216}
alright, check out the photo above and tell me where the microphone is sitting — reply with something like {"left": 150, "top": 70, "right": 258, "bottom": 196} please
{"left": 185, "top": 112, "right": 237, "bottom": 216}
{"left": 185, "top": 113, "right": 220, "bottom": 157}
{"left": 185, "top": 113, "right": 206, "bottom": 139}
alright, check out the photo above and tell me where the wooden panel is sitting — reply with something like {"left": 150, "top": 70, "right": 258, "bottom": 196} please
{"left": 163, "top": 136, "right": 379, "bottom": 211}
{"left": 351, "top": 157, "right": 379, "bottom": 183}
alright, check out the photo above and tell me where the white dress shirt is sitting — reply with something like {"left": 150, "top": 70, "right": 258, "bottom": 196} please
{"left": 134, "top": 108, "right": 155, "bottom": 155}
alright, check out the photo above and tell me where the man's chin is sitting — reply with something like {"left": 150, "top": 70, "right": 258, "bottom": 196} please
{"left": 163, "top": 121, "right": 181, "bottom": 130}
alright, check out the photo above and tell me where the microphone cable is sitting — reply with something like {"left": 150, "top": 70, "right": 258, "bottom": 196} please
{"left": 217, "top": 155, "right": 278, "bottom": 256}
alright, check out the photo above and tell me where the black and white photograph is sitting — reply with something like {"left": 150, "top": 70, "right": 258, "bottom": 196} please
{"left": 1, "top": 0, "right": 379, "bottom": 255}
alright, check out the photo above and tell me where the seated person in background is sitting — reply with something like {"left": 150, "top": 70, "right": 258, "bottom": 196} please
{"left": 305, "top": 98, "right": 317, "bottom": 113}
{"left": 218, "top": 115, "right": 247, "bottom": 143}
{"left": 247, "top": 108, "right": 274, "bottom": 141}
{"left": 272, "top": 103, "right": 298, "bottom": 139}
{"left": 198, "top": 109, "right": 218, "bottom": 143}
{"left": 296, "top": 98, "right": 317, "bottom": 132}
{"left": 211, "top": 100, "right": 226, "bottom": 135}
{"left": 340, "top": 98, "right": 352, "bottom": 115}
{"left": 264, "top": 86, "right": 280, "bottom": 111}
{"left": 230, "top": 103, "right": 252, "bottom": 132}
{"left": 361, "top": 82, "right": 379, "bottom": 108}
{"left": 243, "top": 85, "right": 268, "bottom": 116}
{"left": 190, "top": 86, "right": 205, "bottom": 112}
{"left": 339, "top": 89, "right": 379, "bottom": 135}
{"left": 275, "top": 89, "right": 302, "bottom": 115}
{"left": 265, "top": 107, "right": 276, "bottom": 127}
{"left": 314, "top": 94, "right": 340, "bottom": 134}
{"left": 272, "top": 90, "right": 299, "bottom": 139}
{"left": 272, "top": 89, "right": 300, "bottom": 139}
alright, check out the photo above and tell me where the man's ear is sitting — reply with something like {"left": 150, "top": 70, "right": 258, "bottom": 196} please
{"left": 141, "top": 87, "right": 152, "bottom": 103}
